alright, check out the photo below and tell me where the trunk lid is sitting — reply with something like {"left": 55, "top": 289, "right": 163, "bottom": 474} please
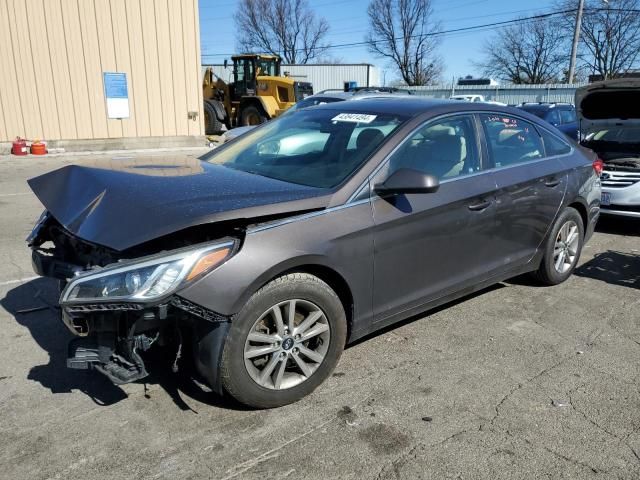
{"left": 575, "top": 79, "right": 640, "bottom": 134}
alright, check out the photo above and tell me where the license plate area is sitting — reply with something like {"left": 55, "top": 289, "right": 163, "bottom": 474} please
{"left": 601, "top": 192, "right": 611, "bottom": 206}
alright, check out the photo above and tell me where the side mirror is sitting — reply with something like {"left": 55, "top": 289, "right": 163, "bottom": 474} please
{"left": 224, "top": 59, "right": 228, "bottom": 70}
{"left": 374, "top": 168, "right": 440, "bottom": 195}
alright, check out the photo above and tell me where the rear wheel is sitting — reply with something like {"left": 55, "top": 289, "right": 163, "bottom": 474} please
{"left": 240, "top": 105, "right": 268, "bottom": 126}
{"left": 534, "top": 207, "right": 584, "bottom": 285}
{"left": 220, "top": 273, "right": 347, "bottom": 408}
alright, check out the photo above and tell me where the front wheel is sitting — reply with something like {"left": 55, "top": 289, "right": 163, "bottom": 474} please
{"left": 240, "top": 105, "right": 268, "bottom": 126}
{"left": 533, "top": 207, "right": 584, "bottom": 285}
{"left": 220, "top": 273, "right": 347, "bottom": 408}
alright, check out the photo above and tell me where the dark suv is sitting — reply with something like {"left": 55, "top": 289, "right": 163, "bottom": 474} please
{"left": 517, "top": 103, "right": 579, "bottom": 140}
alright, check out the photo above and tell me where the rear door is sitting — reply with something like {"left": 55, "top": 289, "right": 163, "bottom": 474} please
{"left": 370, "top": 114, "right": 502, "bottom": 322}
{"left": 480, "top": 113, "right": 569, "bottom": 269}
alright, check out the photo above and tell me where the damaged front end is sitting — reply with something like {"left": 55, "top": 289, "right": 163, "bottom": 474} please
{"left": 28, "top": 213, "right": 236, "bottom": 386}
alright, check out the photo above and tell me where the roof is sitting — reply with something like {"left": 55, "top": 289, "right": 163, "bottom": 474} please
{"left": 231, "top": 54, "right": 280, "bottom": 60}
{"left": 309, "top": 96, "right": 483, "bottom": 116}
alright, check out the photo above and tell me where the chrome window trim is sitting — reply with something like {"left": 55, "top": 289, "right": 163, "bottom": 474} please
{"left": 249, "top": 109, "right": 577, "bottom": 233}
{"left": 478, "top": 111, "right": 575, "bottom": 173}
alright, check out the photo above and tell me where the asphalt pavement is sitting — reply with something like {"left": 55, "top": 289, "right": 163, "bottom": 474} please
{"left": 0, "top": 153, "right": 639, "bottom": 479}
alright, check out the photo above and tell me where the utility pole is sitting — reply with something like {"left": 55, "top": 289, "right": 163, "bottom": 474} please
{"left": 568, "top": 0, "right": 585, "bottom": 84}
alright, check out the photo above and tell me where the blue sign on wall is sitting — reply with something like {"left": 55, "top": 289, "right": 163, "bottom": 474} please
{"left": 104, "top": 73, "right": 128, "bottom": 98}
{"left": 103, "top": 72, "right": 129, "bottom": 118}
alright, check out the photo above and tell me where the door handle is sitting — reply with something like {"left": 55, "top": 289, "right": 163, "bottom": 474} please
{"left": 468, "top": 200, "right": 492, "bottom": 211}
{"left": 544, "top": 178, "right": 561, "bottom": 187}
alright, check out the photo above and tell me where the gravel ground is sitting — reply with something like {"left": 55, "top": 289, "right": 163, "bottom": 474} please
{"left": 0, "top": 153, "right": 639, "bottom": 480}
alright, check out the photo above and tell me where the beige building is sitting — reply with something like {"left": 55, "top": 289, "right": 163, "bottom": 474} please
{"left": 0, "top": 0, "right": 204, "bottom": 145}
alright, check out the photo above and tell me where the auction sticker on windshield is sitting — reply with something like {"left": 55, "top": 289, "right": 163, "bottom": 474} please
{"left": 332, "top": 113, "right": 377, "bottom": 124}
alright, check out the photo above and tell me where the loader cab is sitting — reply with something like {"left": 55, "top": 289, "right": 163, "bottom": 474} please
{"left": 232, "top": 55, "right": 281, "bottom": 99}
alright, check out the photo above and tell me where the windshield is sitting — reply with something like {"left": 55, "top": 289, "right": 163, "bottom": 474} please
{"left": 257, "top": 59, "right": 277, "bottom": 76}
{"left": 202, "top": 108, "right": 407, "bottom": 188}
{"left": 584, "top": 128, "right": 640, "bottom": 145}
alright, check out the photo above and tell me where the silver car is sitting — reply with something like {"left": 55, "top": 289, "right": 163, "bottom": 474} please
{"left": 577, "top": 79, "right": 640, "bottom": 218}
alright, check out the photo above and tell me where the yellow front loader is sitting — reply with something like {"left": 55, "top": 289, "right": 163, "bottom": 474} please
{"left": 203, "top": 54, "right": 313, "bottom": 135}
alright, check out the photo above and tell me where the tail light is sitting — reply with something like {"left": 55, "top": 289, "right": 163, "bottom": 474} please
{"left": 593, "top": 157, "right": 604, "bottom": 176}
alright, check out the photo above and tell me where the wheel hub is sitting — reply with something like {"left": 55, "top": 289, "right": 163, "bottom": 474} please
{"left": 281, "top": 337, "right": 294, "bottom": 350}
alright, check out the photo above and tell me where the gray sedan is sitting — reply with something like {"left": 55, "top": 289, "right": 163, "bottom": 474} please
{"left": 27, "top": 98, "right": 601, "bottom": 408}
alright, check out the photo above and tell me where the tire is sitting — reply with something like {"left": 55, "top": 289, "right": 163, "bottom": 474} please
{"left": 204, "top": 100, "right": 224, "bottom": 135}
{"left": 220, "top": 273, "right": 347, "bottom": 408}
{"left": 533, "top": 207, "right": 584, "bottom": 286}
{"left": 240, "top": 105, "right": 268, "bottom": 126}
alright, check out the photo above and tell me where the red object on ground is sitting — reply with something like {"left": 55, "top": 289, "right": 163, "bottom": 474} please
{"left": 30, "top": 141, "right": 47, "bottom": 155}
{"left": 11, "top": 137, "right": 28, "bottom": 156}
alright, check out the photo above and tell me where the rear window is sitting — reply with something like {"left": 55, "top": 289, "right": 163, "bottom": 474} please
{"left": 519, "top": 105, "right": 549, "bottom": 119}
{"left": 540, "top": 129, "right": 571, "bottom": 156}
{"left": 559, "top": 109, "right": 576, "bottom": 124}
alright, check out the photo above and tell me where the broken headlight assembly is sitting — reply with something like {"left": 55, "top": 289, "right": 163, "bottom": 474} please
{"left": 60, "top": 240, "right": 236, "bottom": 304}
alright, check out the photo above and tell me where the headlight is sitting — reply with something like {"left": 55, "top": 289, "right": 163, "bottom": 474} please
{"left": 61, "top": 241, "right": 235, "bottom": 304}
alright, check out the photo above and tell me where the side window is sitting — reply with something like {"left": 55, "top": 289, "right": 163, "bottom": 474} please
{"left": 546, "top": 110, "right": 561, "bottom": 125}
{"left": 388, "top": 115, "right": 480, "bottom": 181}
{"left": 480, "top": 114, "right": 543, "bottom": 168}
{"left": 541, "top": 129, "right": 571, "bottom": 156}
{"left": 560, "top": 109, "right": 576, "bottom": 124}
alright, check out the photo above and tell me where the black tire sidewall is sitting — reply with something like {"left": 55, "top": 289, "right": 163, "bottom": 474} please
{"left": 220, "top": 274, "right": 347, "bottom": 408}
{"left": 204, "top": 101, "right": 223, "bottom": 135}
{"left": 539, "top": 207, "right": 584, "bottom": 285}
{"left": 241, "top": 105, "right": 267, "bottom": 126}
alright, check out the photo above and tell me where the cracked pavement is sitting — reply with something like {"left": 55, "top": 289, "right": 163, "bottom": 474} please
{"left": 0, "top": 154, "right": 639, "bottom": 479}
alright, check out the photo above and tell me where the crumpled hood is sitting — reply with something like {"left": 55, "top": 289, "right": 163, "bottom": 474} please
{"left": 28, "top": 156, "right": 330, "bottom": 251}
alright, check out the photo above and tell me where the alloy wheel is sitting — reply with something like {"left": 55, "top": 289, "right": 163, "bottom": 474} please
{"left": 553, "top": 220, "right": 579, "bottom": 274}
{"left": 243, "top": 299, "right": 331, "bottom": 390}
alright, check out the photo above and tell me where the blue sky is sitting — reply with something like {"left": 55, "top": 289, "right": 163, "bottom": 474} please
{"left": 200, "top": 0, "right": 559, "bottom": 83}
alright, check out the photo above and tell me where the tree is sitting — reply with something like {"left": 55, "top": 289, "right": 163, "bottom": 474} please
{"left": 476, "top": 16, "right": 567, "bottom": 84}
{"left": 234, "top": 0, "right": 329, "bottom": 64}
{"left": 366, "top": 0, "right": 443, "bottom": 86}
{"left": 573, "top": 0, "right": 640, "bottom": 79}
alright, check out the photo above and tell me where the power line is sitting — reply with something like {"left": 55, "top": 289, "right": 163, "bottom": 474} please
{"left": 201, "top": 8, "right": 578, "bottom": 58}
{"left": 201, "top": 6, "right": 640, "bottom": 58}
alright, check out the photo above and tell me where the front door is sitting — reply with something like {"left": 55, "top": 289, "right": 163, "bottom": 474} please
{"left": 371, "top": 114, "right": 502, "bottom": 323}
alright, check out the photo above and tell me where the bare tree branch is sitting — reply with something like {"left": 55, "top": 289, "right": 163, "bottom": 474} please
{"left": 366, "top": 0, "right": 443, "bottom": 86}
{"left": 556, "top": 0, "right": 640, "bottom": 79}
{"left": 234, "top": 0, "right": 330, "bottom": 64}
{"left": 475, "top": 16, "right": 567, "bottom": 84}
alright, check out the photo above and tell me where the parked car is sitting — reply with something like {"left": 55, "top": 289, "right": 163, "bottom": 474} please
{"left": 517, "top": 102, "right": 579, "bottom": 140}
{"left": 222, "top": 89, "right": 413, "bottom": 142}
{"left": 576, "top": 79, "right": 640, "bottom": 218}
{"left": 27, "top": 98, "right": 601, "bottom": 408}
{"left": 450, "top": 94, "right": 486, "bottom": 102}
{"left": 450, "top": 94, "right": 507, "bottom": 106}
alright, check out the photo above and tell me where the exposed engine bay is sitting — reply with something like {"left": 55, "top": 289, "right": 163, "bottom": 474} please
{"left": 28, "top": 212, "right": 247, "bottom": 386}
